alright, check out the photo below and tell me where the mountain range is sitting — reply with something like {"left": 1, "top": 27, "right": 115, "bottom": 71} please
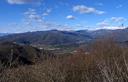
{"left": 0, "top": 33, "right": 9, "bottom": 37}
{"left": 0, "top": 28, "right": 128, "bottom": 46}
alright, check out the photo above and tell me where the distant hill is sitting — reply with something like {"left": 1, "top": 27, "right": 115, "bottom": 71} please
{"left": 0, "top": 30, "right": 92, "bottom": 46}
{"left": 0, "top": 33, "right": 9, "bottom": 37}
{"left": 92, "top": 28, "right": 128, "bottom": 42}
{"left": 0, "top": 28, "right": 128, "bottom": 46}
{"left": 77, "top": 28, "right": 128, "bottom": 41}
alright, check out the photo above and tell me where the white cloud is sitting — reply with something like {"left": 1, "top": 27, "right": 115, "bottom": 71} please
{"left": 21, "top": 8, "right": 74, "bottom": 32}
{"left": 97, "top": 17, "right": 127, "bottom": 30}
{"left": 66, "top": 15, "right": 75, "bottom": 20}
{"left": 7, "top": 0, "right": 42, "bottom": 4}
{"left": 97, "top": 17, "right": 127, "bottom": 27}
{"left": 42, "top": 13, "right": 49, "bottom": 16}
{"left": 42, "top": 9, "right": 52, "bottom": 16}
{"left": 96, "top": 3, "right": 103, "bottom": 6}
{"left": 24, "top": 9, "right": 42, "bottom": 22}
{"left": 96, "top": 11, "right": 105, "bottom": 15}
{"left": 101, "top": 26, "right": 125, "bottom": 30}
{"left": 116, "top": 4, "right": 123, "bottom": 8}
{"left": 111, "top": 17, "right": 126, "bottom": 22}
{"left": 95, "top": 26, "right": 123, "bottom": 30}
{"left": 73, "top": 5, "right": 105, "bottom": 15}
{"left": 97, "top": 21, "right": 109, "bottom": 27}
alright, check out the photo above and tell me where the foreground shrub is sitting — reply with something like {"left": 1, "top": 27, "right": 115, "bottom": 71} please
{"left": 0, "top": 39, "right": 128, "bottom": 82}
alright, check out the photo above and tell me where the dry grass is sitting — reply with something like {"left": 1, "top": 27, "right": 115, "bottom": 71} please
{"left": 0, "top": 39, "right": 128, "bottom": 82}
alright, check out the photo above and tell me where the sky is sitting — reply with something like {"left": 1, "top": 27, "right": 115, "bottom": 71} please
{"left": 0, "top": 0, "right": 128, "bottom": 33}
